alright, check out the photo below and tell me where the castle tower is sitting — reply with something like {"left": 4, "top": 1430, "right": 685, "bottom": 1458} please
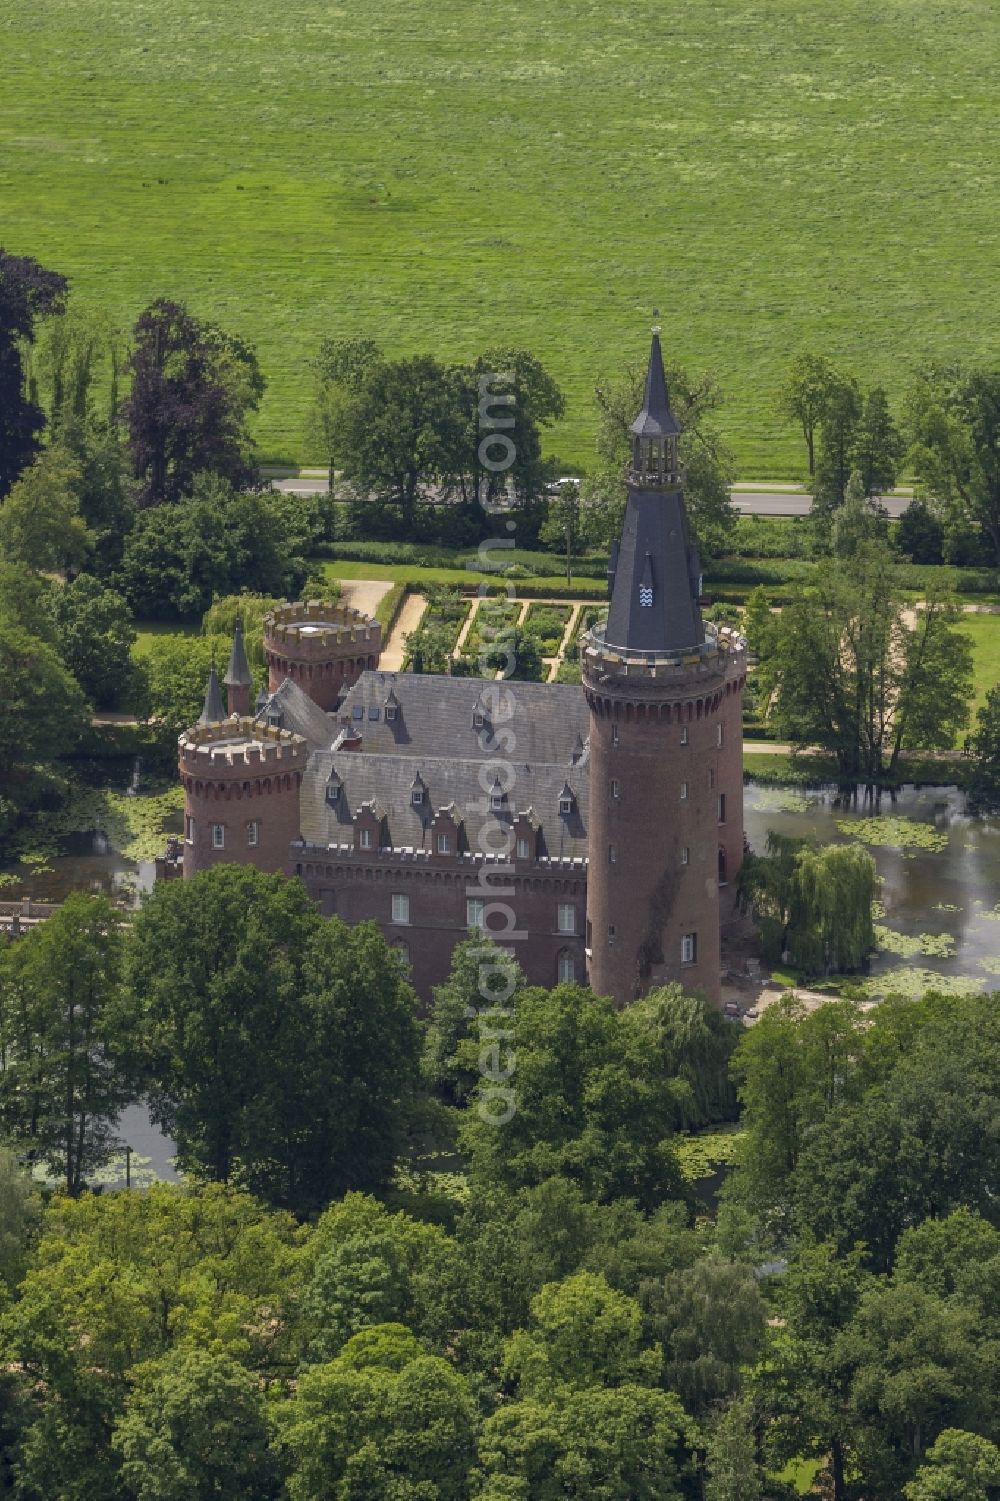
{"left": 262, "top": 600, "right": 382, "bottom": 712}
{"left": 582, "top": 325, "right": 746, "bottom": 1006}
{"left": 223, "top": 617, "right": 253, "bottom": 717}
{"left": 179, "top": 670, "right": 309, "bottom": 877}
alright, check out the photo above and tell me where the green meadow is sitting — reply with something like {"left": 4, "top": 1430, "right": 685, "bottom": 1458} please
{"left": 2, "top": 0, "right": 998, "bottom": 472}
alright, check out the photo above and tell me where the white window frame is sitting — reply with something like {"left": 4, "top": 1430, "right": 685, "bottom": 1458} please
{"left": 516, "top": 836, "right": 530, "bottom": 860}
{"left": 212, "top": 823, "right": 225, "bottom": 850}
{"left": 680, "top": 782, "right": 688, "bottom": 801}
{"left": 557, "top": 903, "right": 576, "bottom": 935}
{"left": 467, "top": 898, "right": 485, "bottom": 930}
{"left": 436, "top": 832, "right": 450, "bottom": 854}
{"left": 558, "top": 951, "right": 576, "bottom": 984}
{"left": 611, "top": 778, "right": 621, "bottom": 799}
{"left": 681, "top": 932, "right": 697, "bottom": 965}
{"left": 490, "top": 792, "right": 504, "bottom": 812}
{"left": 717, "top": 723, "right": 724, "bottom": 748}
{"left": 559, "top": 795, "right": 573, "bottom": 815}
{"left": 359, "top": 827, "right": 373, "bottom": 849}
{"left": 411, "top": 788, "right": 424, "bottom": 806}
{"left": 247, "top": 821, "right": 258, "bottom": 848}
{"left": 185, "top": 815, "right": 195, "bottom": 841}
{"left": 681, "top": 846, "right": 690, "bottom": 866}
{"left": 612, "top": 724, "right": 619, "bottom": 747}
{"left": 681, "top": 726, "right": 689, "bottom": 745}
{"left": 391, "top": 893, "right": 410, "bottom": 925}
{"left": 609, "top": 843, "right": 618, "bottom": 864}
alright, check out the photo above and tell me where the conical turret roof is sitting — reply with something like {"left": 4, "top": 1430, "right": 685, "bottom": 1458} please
{"left": 630, "top": 328, "right": 681, "bottom": 439}
{"left": 224, "top": 617, "right": 253, "bottom": 689}
{"left": 197, "top": 665, "right": 226, "bottom": 724}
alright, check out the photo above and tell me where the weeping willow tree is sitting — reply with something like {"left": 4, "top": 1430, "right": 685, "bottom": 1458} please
{"left": 625, "top": 984, "right": 739, "bottom": 1127}
{"left": 737, "top": 834, "right": 875, "bottom": 974}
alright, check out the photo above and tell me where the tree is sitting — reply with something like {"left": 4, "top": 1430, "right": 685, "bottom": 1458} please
{"left": 0, "top": 623, "right": 89, "bottom": 836}
{"left": 897, "top": 497, "right": 945, "bottom": 564}
{"left": 832, "top": 469, "right": 889, "bottom": 558}
{"left": 812, "top": 372, "right": 862, "bottom": 516}
{"left": 0, "top": 247, "right": 67, "bottom": 496}
{"left": 761, "top": 543, "right": 972, "bottom": 780}
{"left": 852, "top": 386, "right": 904, "bottom": 498}
{"left": 475, "top": 1384, "right": 697, "bottom": 1501}
{"left": 460, "top": 347, "right": 565, "bottom": 513}
{"left": 278, "top": 1324, "right": 478, "bottom": 1501}
{"left": 306, "top": 337, "right": 383, "bottom": 493}
{"left": 502, "top": 1271, "right": 661, "bottom": 1396}
{"left": 423, "top": 936, "right": 525, "bottom": 1106}
{"left": 49, "top": 573, "right": 137, "bottom": 709}
{"left": 904, "top": 1429, "right": 1000, "bottom": 1501}
{"left": 468, "top": 623, "right": 545, "bottom": 682}
{"left": 584, "top": 356, "right": 736, "bottom": 557}
{"left": 741, "top": 585, "right": 774, "bottom": 661}
{"left": 31, "top": 301, "right": 123, "bottom": 442}
{"left": 461, "top": 982, "right": 688, "bottom": 1212}
{"left": 0, "top": 1144, "right": 39, "bottom": 1291}
{"left": 539, "top": 481, "right": 591, "bottom": 585}
{"left": 737, "top": 835, "right": 876, "bottom": 973}
{"left": 115, "top": 471, "right": 305, "bottom": 619}
{"left": 0, "top": 893, "right": 138, "bottom": 1194}
{"left": 134, "top": 631, "right": 234, "bottom": 745}
{"left": 0, "top": 445, "right": 94, "bottom": 573}
{"left": 131, "top": 869, "right": 420, "bottom": 1213}
{"left": 123, "top": 299, "right": 262, "bottom": 505}
{"left": 779, "top": 353, "right": 840, "bottom": 476}
{"left": 907, "top": 367, "right": 1000, "bottom": 565}
{"left": 623, "top": 985, "right": 738, "bottom": 1128}
{"left": 966, "top": 684, "right": 1000, "bottom": 813}
{"left": 642, "top": 1255, "right": 767, "bottom": 1416}
{"left": 704, "top": 1399, "right": 763, "bottom": 1501}
{"left": 112, "top": 1347, "right": 280, "bottom": 1501}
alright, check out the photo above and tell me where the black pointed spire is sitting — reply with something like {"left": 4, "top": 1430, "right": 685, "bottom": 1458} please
{"left": 602, "top": 324, "right": 703, "bottom": 655}
{"left": 631, "top": 322, "right": 681, "bottom": 439}
{"left": 198, "top": 664, "right": 226, "bottom": 725}
{"left": 224, "top": 616, "right": 252, "bottom": 689}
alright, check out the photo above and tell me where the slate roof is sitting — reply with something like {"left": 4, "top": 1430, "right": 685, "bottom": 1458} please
{"left": 253, "top": 676, "right": 339, "bottom": 749}
{"left": 198, "top": 666, "right": 226, "bottom": 725}
{"left": 224, "top": 619, "right": 253, "bottom": 689}
{"left": 334, "top": 672, "right": 591, "bottom": 766}
{"left": 299, "top": 751, "right": 590, "bottom": 860}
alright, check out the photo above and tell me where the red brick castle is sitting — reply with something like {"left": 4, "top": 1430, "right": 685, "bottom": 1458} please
{"left": 170, "top": 331, "right": 746, "bottom": 1003}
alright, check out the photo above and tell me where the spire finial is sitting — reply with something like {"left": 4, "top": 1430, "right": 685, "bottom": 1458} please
{"left": 652, "top": 307, "right": 661, "bottom": 335}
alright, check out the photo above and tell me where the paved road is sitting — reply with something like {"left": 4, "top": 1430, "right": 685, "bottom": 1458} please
{"left": 270, "top": 474, "right": 913, "bottom": 518}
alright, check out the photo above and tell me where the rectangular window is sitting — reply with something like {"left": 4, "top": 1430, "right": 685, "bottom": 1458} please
{"left": 717, "top": 723, "right": 724, "bottom": 748}
{"left": 516, "top": 836, "right": 530, "bottom": 860}
{"left": 681, "top": 846, "right": 690, "bottom": 866}
{"left": 611, "top": 778, "right": 621, "bottom": 799}
{"left": 212, "top": 824, "right": 225, "bottom": 850}
{"left": 608, "top": 844, "right": 618, "bottom": 864}
{"left": 612, "top": 724, "right": 619, "bottom": 747}
{"left": 558, "top": 951, "right": 576, "bottom": 983}
{"left": 680, "top": 782, "right": 688, "bottom": 801}
{"left": 185, "top": 815, "right": 195, "bottom": 841}
{"left": 436, "top": 832, "right": 450, "bottom": 854}
{"left": 467, "top": 898, "right": 485, "bottom": 930}
{"left": 718, "top": 794, "right": 727, "bottom": 824}
{"left": 557, "top": 903, "right": 576, "bottom": 935}
{"left": 608, "top": 924, "right": 616, "bottom": 945}
{"left": 391, "top": 893, "right": 410, "bottom": 925}
{"left": 709, "top": 767, "right": 716, "bottom": 788}
{"left": 247, "top": 821, "right": 258, "bottom": 848}
{"left": 681, "top": 932, "right": 697, "bottom": 965}
{"left": 359, "top": 828, "right": 373, "bottom": 849}
{"left": 681, "top": 726, "right": 689, "bottom": 745}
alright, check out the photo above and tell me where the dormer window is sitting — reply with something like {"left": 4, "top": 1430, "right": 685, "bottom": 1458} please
{"left": 490, "top": 790, "right": 504, "bottom": 812}
{"left": 560, "top": 796, "right": 573, "bottom": 815}
{"left": 326, "top": 779, "right": 341, "bottom": 806}
{"left": 558, "top": 784, "right": 575, "bottom": 816}
{"left": 266, "top": 711, "right": 282, "bottom": 729}
{"left": 385, "top": 704, "right": 397, "bottom": 722}
{"left": 473, "top": 710, "right": 485, "bottom": 730}
{"left": 412, "top": 788, "right": 424, "bottom": 807}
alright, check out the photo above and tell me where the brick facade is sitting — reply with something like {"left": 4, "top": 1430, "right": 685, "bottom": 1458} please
{"left": 263, "top": 599, "right": 382, "bottom": 712}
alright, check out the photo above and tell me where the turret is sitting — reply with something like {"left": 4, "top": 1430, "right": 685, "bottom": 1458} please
{"left": 223, "top": 617, "right": 253, "bottom": 717}
{"left": 177, "top": 717, "right": 309, "bottom": 878}
{"left": 582, "top": 322, "right": 746, "bottom": 1006}
{"left": 262, "top": 599, "right": 382, "bottom": 712}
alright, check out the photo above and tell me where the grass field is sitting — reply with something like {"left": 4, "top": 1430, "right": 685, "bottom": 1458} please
{"left": 3, "top": 1, "right": 998, "bottom": 473}
{"left": 959, "top": 614, "right": 1000, "bottom": 725}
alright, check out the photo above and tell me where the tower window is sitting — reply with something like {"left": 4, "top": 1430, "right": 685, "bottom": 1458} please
{"left": 557, "top": 903, "right": 576, "bottom": 935}
{"left": 185, "top": 815, "right": 195, "bottom": 841}
{"left": 681, "top": 726, "right": 689, "bottom": 745}
{"left": 437, "top": 832, "right": 450, "bottom": 854}
{"left": 391, "top": 894, "right": 410, "bottom": 925}
{"left": 212, "top": 824, "right": 225, "bottom": 850}
{"left": 611, "top": 778, "right": 621, "bottom": 799}
{"left": 359, "top": 828, "right": 373, "bottom": 849}
{"left": 719, "top": 848, "right": 728, "bottom": 886}
{"left": 247, "top": 821, "right": 258, "bottom": 848}
{"left": 681, "top": 933, "right": 697, "bottom": 965}
{"left": 612, "top": 724, "right": 619, "bottom": 747}
{"left": 516, "top": 836, "right": 531, "bottom": 859}
{"left": 718, "top": 794, "right": 727, "bottom": 824}
{"left": 609, "top": 844, "right": 618, "bottom": 864}
{"left": 680, "top": 782, "right": 688, "bottom": 801}
{"left": 558, "top": 950, "right": 576, "bottom": 984}
{"left": 608, "top": 924, "right": 616, "bottom": 945}
{"left": 709, "top": 767, "right": 716, "bottom": 788}
{"left": 467, "top": 898, "right": 485, "bottom": 930}
{"left": 717, "top": 723, "right": 724, "bottom": 748}
{"left": 681, "top": 846, "right": 690, "bottom": 866}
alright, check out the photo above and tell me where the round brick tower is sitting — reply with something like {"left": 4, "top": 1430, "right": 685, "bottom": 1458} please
{"left": 582, "top": 326, "right": 747, "bottom": 1007}
{"left": 178, "top": 711, "right": 309, "bottom": 879}
{"left": 263, "top": 599, "right": 382, "bottom": 712}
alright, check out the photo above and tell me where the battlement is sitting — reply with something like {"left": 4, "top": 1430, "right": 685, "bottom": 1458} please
{"left": 581, "top": 620, "right": 746, "bottom": 694}
{"left": 178, "top": 717, "right": 309, "bottom": 776}
{"left": 263, "top": 599, "right": 380, "bottom": 659}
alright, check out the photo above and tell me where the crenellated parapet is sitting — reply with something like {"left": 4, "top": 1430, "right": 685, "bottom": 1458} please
{"left": 178, "top": 718, "right": 309, "bottom": 788}
{"left": 582, "top": 622, "right": 747, "bottom": 721}
{"left": 178, "top": 719, "right": 308, "bottom": 878}
{"left": 263, "top": 599, "right": 382, "bottom": 710}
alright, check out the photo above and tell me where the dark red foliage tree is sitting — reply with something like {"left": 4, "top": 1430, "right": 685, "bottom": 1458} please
{"left": 0, "top": 249, "right": 68, "bottom": 497}
{"left": 123, "top": 299, "right": 262, "bottom": 506}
